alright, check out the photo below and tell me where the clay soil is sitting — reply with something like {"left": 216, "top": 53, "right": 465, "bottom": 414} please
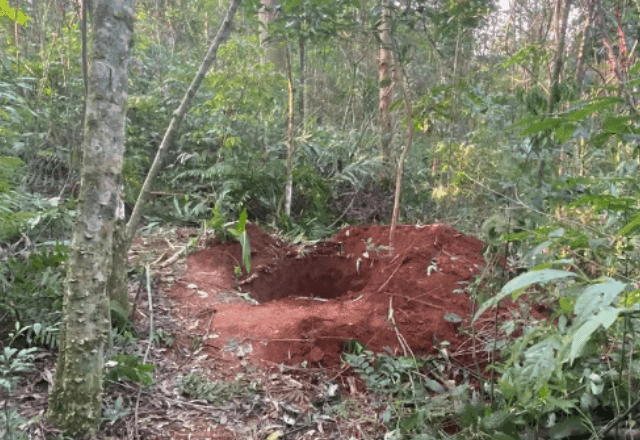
{"left": 169, "top": 223, "right": 485, "bottom": 368}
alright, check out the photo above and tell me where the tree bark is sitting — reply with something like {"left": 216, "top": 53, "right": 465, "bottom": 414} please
{"left": 107, "top": 0, "right": 242, "bottom": 313}
{"left": 549, "top": 0, "right": 572, "bottom": 113}
{"left": 259, "top": 0, "right": 286, "bottom": 72}
{"left": 299, "top": 35, "right": 306, "bottom": 132}
{"left": 378, "top": 0, "right": 394, "bottom": 182}
{"left": 389, "top": 52, "right": 413, "bottom": 251}
{"left": 575, "top": 0, "right": 594, "bottom": 96}
{"left": 284, "top": 45, "right": 295, "bottom": 217}
{"left": 46, "top": 0, "right": 134, "bottom": 436}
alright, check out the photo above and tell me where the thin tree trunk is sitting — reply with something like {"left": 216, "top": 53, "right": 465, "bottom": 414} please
{"left": 575, "top": 0, "right": 594, "bottom": 96}
{"left": 299, "top": 35, "right": 306, "bottom": 132}
{"left": 284, "top": 45, "right": 295, "bottom": 217}
{"left": 542, "top": 0, "right": 571, "bottom": 183}
{"left": 378, "top": 0, "right": 394, "bottom": 182}
{"left": 46, "top": 0, "right": 134, "bottom": 436}
{"left": 259, "top": 0, "right": 286, "bottom": 72}
{"left": 389, "top": 56, "right": 413, "bottom": 251}
{"left": 549, "top": 0, "right": 572, "bottom": 112}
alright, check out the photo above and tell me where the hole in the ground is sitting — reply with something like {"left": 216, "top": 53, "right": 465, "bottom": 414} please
{"left": 242, "top": 255, "right": 372, "bottom": 303}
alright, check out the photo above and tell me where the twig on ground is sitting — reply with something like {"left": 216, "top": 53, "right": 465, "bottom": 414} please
{"left": 159, "top": 246, "right": 186, "bottom": 268}
{"left": 388, "top": 297, "right": 412, "bottom": 357}
{"left": 378, "top": 262, "right": 403, "bottom": 293}
{"left": 392, "top": 293, "right": 446, "bottom": 311}
{"left": 135, "top": 265, "right": 155, "bottom": 440}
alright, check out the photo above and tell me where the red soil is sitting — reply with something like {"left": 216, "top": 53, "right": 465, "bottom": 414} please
{"left": 168, "top": 223, "right": 485, "bottom": 368}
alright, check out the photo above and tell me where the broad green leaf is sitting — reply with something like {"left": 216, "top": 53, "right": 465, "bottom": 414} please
{"left": 554, "top": 122, "right": 576, "bottom": 143}
{"left": 548, "top": 416, "right": 587, "bottom": 439}
{"left": 573, "top": 279, "right": 626, "bottom": 326}
{"left": 618, "top": 211, "right": 640, "bottom": 236}
{"left": 238, "top": 232, "right": 251, "bottom": 274}
{"left": 502, "top": 269, "right": 576, "bottom": 295}
{"left": 424, "top": 378, "right": 445, "bottom": 393}
{"left": 559, "top": 297, "right": 574, "bottom": 313}
{"left": 236, "top": 209, "right": 248, "bottom": 235}
{"left": 520, "top": 117, "right": 563, "bottom": 136}
{"left": 521, "top": 338, "right": 560, "bottom": 387}
{"left": 567, "top": 97, "right": 621, "bottom": 121}
{"left": 481, "top": 410, "right": 514, "bottom": 430}
{"left": 570, "top": 306, "right": 622, "bottom": 364}
{"left": 570, "top": 194, "right": 634, "bottom": 211}
{"left": 603, "top": 115, "right": 632, "bottom": 133}
{"left": 173, "top": 197, "right": 181, "bottom": 216}
{"left": 473, "top": 270, "right": 575, "bottom": 323}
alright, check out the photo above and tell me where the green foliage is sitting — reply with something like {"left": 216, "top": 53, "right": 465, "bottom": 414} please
{"left": 179, "top": 370, "right": 262, "bottom": 406}
{"left": 150, "top": 329, "right": 175, "bottom": 347}
{"left": 104, "top": 354, "right": 156, "bottom": 387}
{"left": 473, "top": 269, "right": 577, "bottom": 320}
{"left": 0, "top": 342, "right": 38, "bottom": 440}
{"left": 102, "top": 396, "right": 129, "bottom": 425}
{"left": 470, "top": 261, "right": 640, "bottom": 436}
{"left": 0, "top": 345, "right": 37, "bottom": 392}
{"left": 232, "top": 209, "right": 252, "bottom": 274}
{"left": 110, "top": 300, "right": 135, "bottom": 336}
{"left": 207, "top": 208, "right": 252, "bottom": 273}
{"left": 0, "top": 245, "right": 67, "bottom": 345}
{"left": 344, "top": 350, "right": 463, "bottom": 437}
{"left": 0, "top": 156, "right": 34, "bottom": 240}
{"left": 0, "top": 156, "right": 24, "bottom": 187}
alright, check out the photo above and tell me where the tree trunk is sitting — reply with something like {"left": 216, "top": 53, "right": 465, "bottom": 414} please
{"left": 575, "top": 0, "right": 594, "bottom": 96}
{"left": 389, "top": 54, "right": 413, "bottom": 251}
{"left": 542, "top": 0, "right": 571, "bottom": 183}
{"left": 378, "top": 0, "right": 394, "bottom": 182}
{"left": 284, "top": 45, "right": 295, "bottom": 218}
{"left": 107, "top": 215, "right": 130, "bottom": 315}
{"left": 108, "top": 0, "right": 242, "bottom": 313}
{"left": 46, "top": 0, "right": 135, "bottom": 436}
{"left": 299, "top": 35, "right": 306, "bottom": 132}
{"left": 259, "top": 0, "right": 286, "bottom": 72}
{"left": 549, "top": 0, "right": 572, "bottom": 113}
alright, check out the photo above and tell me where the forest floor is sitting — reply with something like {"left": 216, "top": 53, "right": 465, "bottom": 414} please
{"left": 14, "top": 222, "right": 492, "bottom": 439}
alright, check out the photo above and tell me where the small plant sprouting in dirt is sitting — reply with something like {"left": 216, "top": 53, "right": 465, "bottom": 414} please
{"left": 190, "top": 334, "right": 202, "bottom": 352}
{"left": 207, "top": 208, "right": 252, "bottom": 274}
{"left": 365, "top": 237, "right": 389, "bottom": 253}
{"left": 102, "top": 396, "right": 129, "bottom": 426}
{"left": 179, "top": 370, "right": 262, "bottom": 406}
{"left": 150, "top": 329, "right": 175, "bottom": 347}
{"left": 233, "top": 265, "right": 241, "bottom": 288}
{"left": 103, "top": 354, "right": 156, "bottom": 387}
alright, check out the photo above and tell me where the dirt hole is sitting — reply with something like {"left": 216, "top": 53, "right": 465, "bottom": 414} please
{"left": 171, "top": 223, "right": 486, "bottom": 367}
{"left": 241, "top": 251, "right": 373, "bottom": 303}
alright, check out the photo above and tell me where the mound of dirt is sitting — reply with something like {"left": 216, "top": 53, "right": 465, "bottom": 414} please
{"left": 168, "top": 223, "right": 484, "bottom": 367}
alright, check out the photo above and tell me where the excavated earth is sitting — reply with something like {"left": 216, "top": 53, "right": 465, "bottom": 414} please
{"left": 168, "top": 223, "right": 485, "bottom": 368}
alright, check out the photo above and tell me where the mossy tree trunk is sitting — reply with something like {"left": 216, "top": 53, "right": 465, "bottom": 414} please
{"left": 46, "top": 0, "right": 135, "bottom": 437}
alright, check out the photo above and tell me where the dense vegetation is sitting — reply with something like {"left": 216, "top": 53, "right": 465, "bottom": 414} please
{"left": 2, "top": 0, "right": 640, "bottom": 438}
